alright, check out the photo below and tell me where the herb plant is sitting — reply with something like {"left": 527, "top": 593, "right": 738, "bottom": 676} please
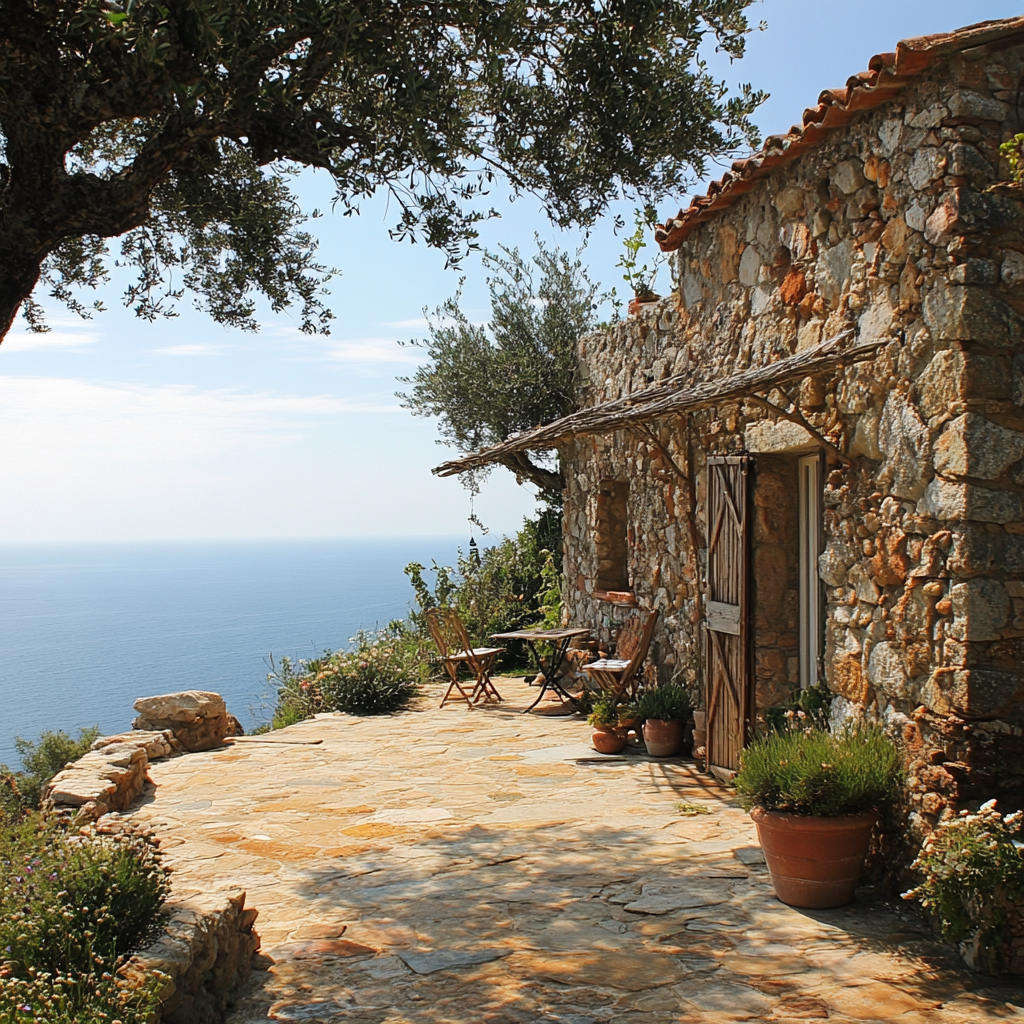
{"left": 588, "top": 693, "right": 621, "bottom": 729}
{"left": 0, "top": 813, "right": 168, "bottom": 1022}
{"left": 903, "top": 801, "right": 1024, "bottom": 950}
{"left": 734, "top": 724, "right": 902, "bottom": 817}
{"left": 636, "top": 683, "right": 693, "bottom": 722}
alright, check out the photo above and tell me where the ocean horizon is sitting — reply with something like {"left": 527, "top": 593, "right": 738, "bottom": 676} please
{"left": 0, "top": 537, "right": 470, "bottom": 765}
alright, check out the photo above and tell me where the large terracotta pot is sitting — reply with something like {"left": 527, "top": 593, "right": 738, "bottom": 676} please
{"left": 592, "top": 727, "right": 627, "bottom": 754}
{"left": 642, "top": 718, "right": 683, "bottom": 757}
{"left": 751, "top": 807, "right": 878, "bottom": 909}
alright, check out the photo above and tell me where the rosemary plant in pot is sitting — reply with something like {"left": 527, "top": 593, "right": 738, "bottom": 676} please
{"left": 735, "top": 720, "right": 903, "bottom": 909}
{"left": 636, "top": 683, "right": 693, "bottom": 757}
{"left": 588, "top": 693, "right": 626, "bottom": 754}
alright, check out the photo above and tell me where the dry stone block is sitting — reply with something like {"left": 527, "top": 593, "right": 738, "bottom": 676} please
{"left": 948, "top": 579, "right": 1011, "bottom": 642}
{"left": 93, "top": 730, "right": 180, "bottom": 760}
{"left": 919, "top": 478, "right": 1023, "bottom": 524}
{"left": 923, "top": 282, "right": 1021, "bottom": 345}
{"left": 878, "top": 392, "right": 930, "bottom": 500}
{"left": 133, "top": 691, "right": 230, "bottom": 752}
{"left": 43, "top": 742, "right": 149, "bottom": 820}
{"left": 935, "top": 414, "right": 1024, "bottom": 480}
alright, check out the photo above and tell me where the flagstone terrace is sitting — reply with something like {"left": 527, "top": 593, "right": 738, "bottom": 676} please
{"left": 122, "top": 679, "right": 1024, "bottom": 1024}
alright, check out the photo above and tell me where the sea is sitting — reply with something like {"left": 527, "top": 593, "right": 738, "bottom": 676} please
{"left": 0, "top": 538, "right": 465, "bottom": 766}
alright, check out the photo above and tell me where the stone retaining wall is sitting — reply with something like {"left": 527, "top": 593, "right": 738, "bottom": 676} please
{"left": 41, "top": 691, "right": 260, "bottom": 1022}
{"left": 122, "top": 889, "right": 260, "bottom": 1024}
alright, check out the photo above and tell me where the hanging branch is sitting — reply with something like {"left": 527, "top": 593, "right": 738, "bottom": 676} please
{"left": 433, "top": 330, "right": 877, "bottom": 477}
{"left": 743, "top": 393, "right": 852, "bottom": 465}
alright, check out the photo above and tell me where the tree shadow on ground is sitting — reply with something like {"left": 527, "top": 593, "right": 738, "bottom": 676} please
{"left": 227, "top": 812, "right": 1022, "bottom": 1024}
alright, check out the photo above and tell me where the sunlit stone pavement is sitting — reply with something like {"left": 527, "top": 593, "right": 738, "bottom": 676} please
{"left": 123, "top": 678, "right": 1024, "bottom": 1023}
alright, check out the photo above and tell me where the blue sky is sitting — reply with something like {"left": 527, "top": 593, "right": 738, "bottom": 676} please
{"left": 1, "top": 1, "right": 1020, "bottom": 542}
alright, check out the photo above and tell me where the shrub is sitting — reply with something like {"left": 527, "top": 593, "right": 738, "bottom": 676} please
{"left": 636, "top": 683, "right": 693, "bottom": 723}
{"left": 903, "top": 801, "right": 1024, "bottom": 949}
{"left": 0, "top": 726, "right": 100, "bottom": 811}
{"left": 405, "top": 508, "right": 563, "bottom": 658}
{"left": 0, "top": 813, "right": 168, "bottom": 1022}
{"left": 268, "top": 625, "right": 424, "bottom": 723}
{"left": 734, "top": 724, "right": 903, "bottom": 817}
{"left": 587, "top": 693, "right": 620, "bottom": 729}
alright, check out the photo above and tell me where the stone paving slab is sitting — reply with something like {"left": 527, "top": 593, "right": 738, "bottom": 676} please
{"left": 121, "top": 678, "right": 1024, "bottom": 1023}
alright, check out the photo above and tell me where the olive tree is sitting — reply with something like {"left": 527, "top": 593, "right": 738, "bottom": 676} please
{"left": 0, "top": 0, "right": 764, "bottom": 343}
{"left": 399, "top": 242, "right": 602, "bottom": 500}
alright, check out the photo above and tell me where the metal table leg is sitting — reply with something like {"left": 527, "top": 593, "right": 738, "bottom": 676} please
{"left": 521, "top": 638, "right": 579, "bottom": 714}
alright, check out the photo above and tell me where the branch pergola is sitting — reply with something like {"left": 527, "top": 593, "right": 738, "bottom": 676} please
{"left": 433, "top": 330, "right": 882, "bottom": 478}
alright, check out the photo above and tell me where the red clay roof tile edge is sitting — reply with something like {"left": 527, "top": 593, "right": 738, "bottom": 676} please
{"left": 654, "top": 16, "right": 1024, "bottom": 251}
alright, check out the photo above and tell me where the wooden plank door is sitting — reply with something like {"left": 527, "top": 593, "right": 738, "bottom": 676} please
{"left": 705, "top": 455, "right": 751, "bottom": 775}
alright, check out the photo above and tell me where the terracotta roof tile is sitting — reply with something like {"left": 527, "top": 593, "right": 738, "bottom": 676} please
{"left": 654, "top": 16, "right": 1024, "bottom": 251}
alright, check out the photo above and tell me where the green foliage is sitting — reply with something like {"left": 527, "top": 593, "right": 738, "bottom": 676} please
{"left": 399, "top": 242, "right": 605, "bottom": 499}
{"left": 760, "top": 685, "right": 832, "bottom": 734}
{"left": 405, "top": 509, "right": 563, "bottom": 652}
{"left": 267, "top": 625, "right": 425, "bottom": 723}
{"left": 1, "top": 0, "right": 765, "bottom": 342}
{"left": 735, "top": 724, "right": 903, "bottom": 818}
{"left": 616, "top": 208, "right": 667, "bottom": 298}
{"left": 0, "top": 814, "right": 168, "bottom": 1022}
{"left": 588, "top": 693, "right": 621, "bottom": 729}
{"left": 903, "top": 801, "right": 1024, "bottom": 948}
{"left": 1000, "top": 133, "right": 1024, "bottom": 183}
{"left": 675, "top": 801, "right": 712, "bottom": 817}
{"left": 636, "top": 683, "right": 693, "bottom": 723}
{"left": 0, "top": 726, "right": 100, "bottom": 811}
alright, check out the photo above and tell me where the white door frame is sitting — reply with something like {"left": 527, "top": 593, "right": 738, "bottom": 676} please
{"left": 797, "top": 453, "right": 823, "bottom": 690}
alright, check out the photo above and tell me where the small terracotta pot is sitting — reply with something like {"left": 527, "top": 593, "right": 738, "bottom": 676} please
{"left": 751, "top": 807, "right": 878, "bottom": 909}
{"left": 627, "top": 293, "right": 661, "bottom": 316}
{"left": 692, "top": 709, "right": 707, "bottom": 752}
{"left": 591, "top": 727, "right": 627, "bottom": 754}
{"left": 642, "top": 718, "right": 683, "bottom": 757}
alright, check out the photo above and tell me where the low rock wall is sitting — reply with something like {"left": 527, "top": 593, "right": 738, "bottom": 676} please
{"left": 40, "top": 691, "right": 260, "bottom": 1021}
{"left": 123, "top": 889, "right": 261, "bottom": 1024}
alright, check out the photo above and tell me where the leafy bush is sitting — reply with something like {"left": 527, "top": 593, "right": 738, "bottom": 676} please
{"left": 406, "top": 508, "right": 563, "bottom": 653}
{"left": 735, "top": 724, "right": 903, "bottom": 817}
{"left": 0, "top": 726, "right": 100, "bottom": 811}
{"left": 636, "top": 683, "right": 693, "bottom": 723}
{"left": 267, "top": 625, "right": 425, "bottom": 723}
{"left": 760, "top": 685, "right": 832, "bottom": 734}
{"left": 0, "top": 813, "right": 168, "bottom": 1023}
{"left": 903, "top": 801, "right": 1024, "bottom": 948}
{"left": 588, "top": 693, "right": 620, "bottom": 729}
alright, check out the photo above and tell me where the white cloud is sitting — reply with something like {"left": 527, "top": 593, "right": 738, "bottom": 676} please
{"left": 151, "top": 344, "right": 225, "bottom": 357}
{"left": 0, "top": 376, "right": 400, "bottom": 470}
{"left": 383, "top": 317, "right": 430, "bottom": 330}
{"left": 323, "top": 337, "right": 422, "bottom": 364}
{"left": 2, "top": 325, "right": 101, "bottom": 352}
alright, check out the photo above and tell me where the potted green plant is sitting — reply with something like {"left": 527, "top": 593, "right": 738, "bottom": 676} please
{"left": 616, "top": 699, "right": 643, "bottom": 741}
{"left": 735, "top": 721, "right": 903, "bottom": 909}
{"left": 617, "top": 208, "right": 666, "bottom": 316}
{"left": 588, "top": 693, "right": 626, "bottom": 754}
{"left": 636, "top": 683, "right": 693, "bottom": 757}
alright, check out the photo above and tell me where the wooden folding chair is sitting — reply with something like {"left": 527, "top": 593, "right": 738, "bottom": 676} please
{"left": 583, "top": 609, "right": 659, "bottom": 701}
{"left": 425, "top": 607, "right": 504, "bottom": 708}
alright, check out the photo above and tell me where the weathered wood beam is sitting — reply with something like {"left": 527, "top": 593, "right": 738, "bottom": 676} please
{"left": 433, "top": 329, "right": 880, "bottom": 477}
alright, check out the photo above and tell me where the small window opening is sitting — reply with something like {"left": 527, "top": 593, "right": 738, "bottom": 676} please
{"left": 595, "top": 480, "right": 630, "bottom": 593}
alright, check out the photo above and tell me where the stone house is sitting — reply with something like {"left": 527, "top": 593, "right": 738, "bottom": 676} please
{"left": 437, "top": 17, "right": 1024, "bottom": 828}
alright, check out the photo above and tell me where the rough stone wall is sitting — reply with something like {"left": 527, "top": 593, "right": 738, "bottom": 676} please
{"left": 123, "top": 888, "right": 260, "bottom": 1024}
{"left": 563, "top": 39, "right": 1024, "bottom": 825}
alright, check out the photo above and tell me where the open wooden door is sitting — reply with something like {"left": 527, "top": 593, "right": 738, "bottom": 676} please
{"left": 705, "top": 455, "right": 751, "bottom": 776}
